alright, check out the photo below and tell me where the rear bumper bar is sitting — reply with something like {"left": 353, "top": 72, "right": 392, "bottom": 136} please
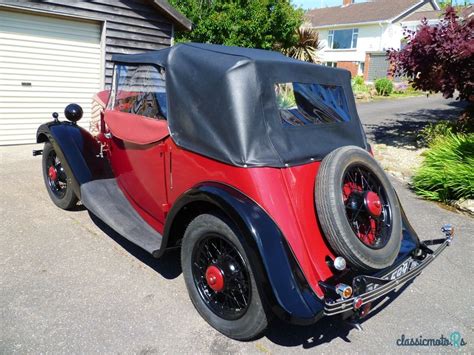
{"left": 324, "top": 227, "right": 453, "bottom": 317}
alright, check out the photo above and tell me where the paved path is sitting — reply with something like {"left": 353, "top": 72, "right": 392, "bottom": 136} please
{"left": 1, "top": 98, "right": 473, "bottom": 353}
{"left": 357, "top": 94, "right": 466, "bottom": 146}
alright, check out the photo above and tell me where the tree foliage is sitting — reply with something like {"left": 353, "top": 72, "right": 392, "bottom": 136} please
{"left": 169, "top": 0, "right": 304, "bottom": 51}
{"left": 438, "top": 0, "right": 471, "bottom": 10}
{"left": 387, "top": 7, "right": 473, "bottom": 102}
{"left": 276, "top": 27, "right": 322, "bottom": 63}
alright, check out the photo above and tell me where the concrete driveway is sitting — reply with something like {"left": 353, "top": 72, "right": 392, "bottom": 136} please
{"left": 1, "top": 99, "right": 473, "bottom": 353}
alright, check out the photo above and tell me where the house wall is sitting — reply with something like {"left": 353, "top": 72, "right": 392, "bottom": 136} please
{"left": 416, "top": 2, "right": 436, "bottom": 12}
{"left": 400, "top": 18, "right": 441, "bottom": 31}
{"left": 314, "top": 1, "right": 439, "bottom": 78}
{"left": 318, "top": 24, "right": 385, "bottom": 64}
{"left": 0, "top": 0, "right": 174, "bottom": 88}
{"left": 336, "top": 61, "right": 359, "bottom": 77}
{"left": 380, "top": 24, "right": 404, "bottom": 51}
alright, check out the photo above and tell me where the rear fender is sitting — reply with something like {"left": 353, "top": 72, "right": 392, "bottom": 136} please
{"left": 164, "top": 182, "right": 325, "bottom": 324}
{"left": 37, "top": 121, "right": 110, "bottom": 199}
{"left": 397, "top": 193, "right": 421, "bottom": 257}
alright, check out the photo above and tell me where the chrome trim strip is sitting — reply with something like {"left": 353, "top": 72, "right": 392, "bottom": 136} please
{"left": 324, "top": 240, "right": 449, "bottom": 316}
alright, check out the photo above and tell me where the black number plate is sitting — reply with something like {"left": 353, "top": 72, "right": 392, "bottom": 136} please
{"left": 365, "top": 258, "right": 420, "bottom": 292}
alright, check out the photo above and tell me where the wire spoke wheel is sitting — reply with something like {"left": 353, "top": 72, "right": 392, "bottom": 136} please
{"left": 342, "top": 164, "right": 393, "bottom": 249}
{"left": 182, "top": 214, "right": 268, "bottom": 340}
{"left": 315, "top": 146, "right": 402, "bottom": 271}
{"left": 42, "top": 142, "right": 78, "bottom": 210}
{"left": 192, "top": 234, "right": 251, "bottom": 321}
{"left": 46, "top": 149, "right": 67, "bottom": 199}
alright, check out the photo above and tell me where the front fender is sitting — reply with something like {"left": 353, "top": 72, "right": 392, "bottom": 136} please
{"left": 37, "top": 121, "right": 109, "bottom": 199}
{"left": 164, "top": 182, "right": 325, "bottom": 324}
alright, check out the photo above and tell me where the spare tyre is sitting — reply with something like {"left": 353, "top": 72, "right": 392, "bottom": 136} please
{"left": 315, "top": 146, "right": 402, "bottom": 272}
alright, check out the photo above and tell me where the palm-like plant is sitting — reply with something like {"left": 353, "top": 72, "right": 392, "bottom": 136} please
{"left": 278, "top": 27, "right": 322, "bottom": 63}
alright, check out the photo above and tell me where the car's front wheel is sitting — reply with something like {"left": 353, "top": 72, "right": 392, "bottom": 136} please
{"left": 181, "top": 213, "right": 268, "bottom": 340}
{"left": 42, "top": 142, "right": 78, "bottom": 210}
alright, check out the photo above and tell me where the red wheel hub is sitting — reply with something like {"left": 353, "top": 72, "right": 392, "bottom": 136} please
{"left": 365, "top": 191, "right": 382, "bottom": 217}
{"left": 48, "top": 166, "right": 58, "bottom": 181}
{"left": 205, "top": 265, "right": 225, "bottom": 292}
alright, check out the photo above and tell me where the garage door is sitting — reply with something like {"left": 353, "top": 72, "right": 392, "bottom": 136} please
{"left": 0, "top": 9, "right": 102, "bottom": 145}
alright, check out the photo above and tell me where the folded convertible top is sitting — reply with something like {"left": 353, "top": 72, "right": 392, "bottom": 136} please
{"left": 112, "top": 43, "right": 367, "bottom": 167}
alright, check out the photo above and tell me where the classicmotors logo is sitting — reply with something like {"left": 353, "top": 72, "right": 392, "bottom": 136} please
{"left": 396, "top": 332, "right": 467, "bottom": 348}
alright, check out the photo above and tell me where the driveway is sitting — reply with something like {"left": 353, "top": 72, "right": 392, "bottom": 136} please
{"left": 358, "top": 94, "right": 467, "bottom": 146}
{"left": 1, "top": 97, "right": 473, "bottom": 353}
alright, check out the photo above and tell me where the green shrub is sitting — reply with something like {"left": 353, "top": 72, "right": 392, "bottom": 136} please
{"left": 412, "top": 132, "right": 474, "bottom": 202}
{"left": 418, "top": 121, "right": 455, "bottom": 146}
{"left": 418, "top": 117, "right": 474, "bottom": 146}
{"left": 352, "top": 83, "right": 369, "bottom": 93}
{"left": 375, "top": 78, "right": 394, "bottom": 96}
{"left": 405, "top": 83, "right": 419, "bottom": 94}
{"left": 352, "top": 76, "right": 370, "bottom": 95}
{"left": 352, "top": 75, "right": 365, "bottom": 86}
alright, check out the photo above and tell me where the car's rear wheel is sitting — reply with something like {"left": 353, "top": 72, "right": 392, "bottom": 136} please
{"left": 181, "top": 213, "right": 268, "bottom": 340}
{"left": 42, "top": 142, "right": 78, "bottom": 210}
{"left": 315, "top": 146, "right": 402, "bottom": 272}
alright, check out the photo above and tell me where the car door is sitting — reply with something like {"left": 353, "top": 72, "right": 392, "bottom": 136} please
{"left": 104, "top": 64, "right": 170, "bottom": 224}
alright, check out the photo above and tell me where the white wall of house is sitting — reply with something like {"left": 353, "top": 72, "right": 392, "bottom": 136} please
{"left": 381, "top": 24, "right": 404, "bottom": 50}
{"left": 314, "top": 2, "right": 440, "bottom": 67}
{"left": 318, "top": 24, "right": 388, "bottom": 63}
{"left": 400, "top": 18, "right": 440, "bottom": 32}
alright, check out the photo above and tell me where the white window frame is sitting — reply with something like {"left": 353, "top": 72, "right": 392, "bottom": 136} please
{"left": 328, "top": 28, "right": 358, "bottom": 49}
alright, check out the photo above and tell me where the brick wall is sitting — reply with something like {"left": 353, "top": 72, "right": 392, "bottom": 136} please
{"left": 363, "top": 52, "right": 371, "bottom": 80}
{"left": 336, "top": 61, "right": 358, "bottom": 77}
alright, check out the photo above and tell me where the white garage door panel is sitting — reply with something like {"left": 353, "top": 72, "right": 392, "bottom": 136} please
{"left": 0, "top": 9, "right": 102, "bottom": 145}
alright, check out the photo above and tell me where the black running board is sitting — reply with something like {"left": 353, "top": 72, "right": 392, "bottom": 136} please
{"left": 80, "top": 179, "right": 162, "bottom": 256}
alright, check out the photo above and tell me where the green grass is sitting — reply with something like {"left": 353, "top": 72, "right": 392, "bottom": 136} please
{"left": 412, "top": 132, "right": 474, "bottom": 203}
{"left": 387, "top": 91, "right": 425, "bottom": 98}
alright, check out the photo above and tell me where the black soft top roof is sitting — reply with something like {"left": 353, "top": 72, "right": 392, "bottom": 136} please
{"left": 112, "top": 43, "right": 367, "bottom": 167}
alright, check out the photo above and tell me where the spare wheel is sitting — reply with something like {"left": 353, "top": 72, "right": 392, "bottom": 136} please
{"left": 315, "top": 146, "right": 402, "bottom": 272}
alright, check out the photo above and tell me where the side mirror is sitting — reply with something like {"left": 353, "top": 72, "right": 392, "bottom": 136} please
{"left": 64, "top": 103, "right": 83, "bottom": 123}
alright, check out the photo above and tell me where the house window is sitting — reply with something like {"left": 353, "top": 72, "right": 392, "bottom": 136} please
{"left": 325, "top": 62, "right": 337, "bottom": 68}
{"left": 328, "top": 28, "right": 358, "bottom": 49}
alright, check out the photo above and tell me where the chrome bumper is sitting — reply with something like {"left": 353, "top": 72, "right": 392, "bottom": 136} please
{"left": 324, "top": 226, "right": 453, "bottom": 317}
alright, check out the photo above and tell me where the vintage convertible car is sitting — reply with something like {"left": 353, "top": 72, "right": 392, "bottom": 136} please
{"left": 34, "top": 43, "right": 453, "bottom": 340}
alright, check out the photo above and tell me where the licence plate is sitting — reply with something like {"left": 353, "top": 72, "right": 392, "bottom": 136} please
{"left": 366, "top": 258, "right": 419, "bottom": 292}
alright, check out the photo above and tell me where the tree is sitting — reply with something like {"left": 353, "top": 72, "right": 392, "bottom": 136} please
{"left": 276, "top": 27, "right": 322, "bottom": 63}
{"left": 387, "top": 7, "right": 473, "bottom": 102}
{"left": 169, "top": 0, "right": 303, "bottom": 51}
{"left": 438, "top": 0, "right": 471, "bottom": 10}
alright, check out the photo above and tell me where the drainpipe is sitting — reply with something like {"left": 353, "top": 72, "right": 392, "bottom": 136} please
{"left": 378, "top": 21, "right": 384, "bottom": 51}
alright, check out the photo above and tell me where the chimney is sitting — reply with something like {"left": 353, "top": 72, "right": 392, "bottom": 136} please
{"left": 343, "top": 0, "right": 354, "bottom": 6}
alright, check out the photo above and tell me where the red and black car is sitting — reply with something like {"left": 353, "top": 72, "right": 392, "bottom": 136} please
{"left": 35, "top": 43, "right": 453, "bottom": 340}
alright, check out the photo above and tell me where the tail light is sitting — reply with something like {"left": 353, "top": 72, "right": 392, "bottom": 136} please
{"left": 335, "top": 283, "right": 353, "bottom": 299}
{"left": 353, "top": 297, "right": 363, "bottom": 310}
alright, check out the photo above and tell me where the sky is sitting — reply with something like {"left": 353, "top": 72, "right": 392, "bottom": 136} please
{"left": 293, "top": 0, "right": 344, "bottom": 8}
{"left": 293, "top": 0, "right": 474, "bottom": 10}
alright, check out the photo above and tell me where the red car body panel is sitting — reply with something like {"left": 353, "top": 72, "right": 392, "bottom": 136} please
{"left": 102, "top": 110, "right": 335, "bottom": 297}
{"left": 104, "top": 111, "right": 169, "bottom": 145}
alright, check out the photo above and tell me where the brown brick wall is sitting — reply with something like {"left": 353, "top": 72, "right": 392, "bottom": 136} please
{"left": 336, "top": 61, "right": 358, "bottom": 77}
{"left": 363, "top": 53, "right": 371, "bottom": 80}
